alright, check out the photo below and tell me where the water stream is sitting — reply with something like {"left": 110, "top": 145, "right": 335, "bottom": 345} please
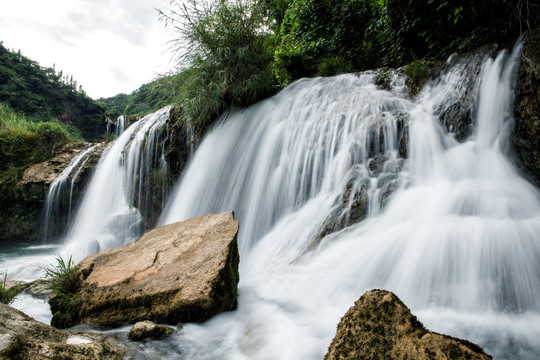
{"left": 154, "top": 43, "right": 540, "bottom": 359}
{"left": 1, "top": 43, "right": 539, "bottom": 359}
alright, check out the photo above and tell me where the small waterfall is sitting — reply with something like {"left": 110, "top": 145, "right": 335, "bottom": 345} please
{"left": 41, "top": 144, "right": 100, "bottom": 242}
{"left": 115, "top": 115, "right": 125, "bottom": 138}
{"left": 155, "top": 42, "right": 540, "bottom": 359}
{"left": 63, "top": 107, "right": 170, "bottom": 261}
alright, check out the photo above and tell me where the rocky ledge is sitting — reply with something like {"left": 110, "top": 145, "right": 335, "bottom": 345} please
{"left": 55, "top": 211, "right": 240, "bottom": 328}
{"left": 0, "top": 303, "right": 127, "bottom": 360}
{"left": 325, "top": 290, "right": 491, "bottom": 360}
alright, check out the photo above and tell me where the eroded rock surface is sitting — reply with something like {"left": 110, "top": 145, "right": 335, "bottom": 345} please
{"left": 68, "top": 212, "right": 240, "bottom": 327}
{"left": 325, "top": 290, "right": 491, "bottom": 360}
{"left": 0, "top": 303, "right": 127, "bottom": 360}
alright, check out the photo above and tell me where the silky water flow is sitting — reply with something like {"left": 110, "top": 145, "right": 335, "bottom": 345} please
{"left": 1, "top": 43, "right": 538, "bottom": 359}
{"left": 154, "top": 43, "right": 540, "bottom": 359}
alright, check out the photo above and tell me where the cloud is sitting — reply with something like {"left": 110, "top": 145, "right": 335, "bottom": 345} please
{"left": 0, "top": 0, "right": 174, "bottom": 98}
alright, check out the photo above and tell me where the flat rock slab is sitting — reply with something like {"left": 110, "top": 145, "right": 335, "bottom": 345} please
{"left": 325, "top": 289, "right": 492, "bottom": 360}
{"left": 73, "top": 211, "right": 239, "bottom": 327}
{"left": 0, "top": 303, "right": 127, "bottom": 360}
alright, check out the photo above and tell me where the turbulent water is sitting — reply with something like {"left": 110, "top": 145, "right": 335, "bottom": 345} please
{"left": 63, "top": 106, "right": 170, "bottom": 262}
{"left": 2, "top": 43, "right": 539, "bottom": 360}
{"left": 154, "top": 44, "right": 540, "bottom": 359}
{"left": 42, "top": 144, "right": 100, "bottom": 242}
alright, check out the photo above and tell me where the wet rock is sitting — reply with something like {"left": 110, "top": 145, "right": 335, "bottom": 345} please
{"left": 324, "top": 290, "right": 492, "bottom": 360}
{"left": 0, "top": 142, "right": 104, "bottom": 243}
{"left": 513, "top": 28, "right": 540, "bottom": 187}
{"left": 433, "top": 45, "right": 496, "bottom": 142}
{"left": 68, "top": 212, "right": 239, "bottom": 327}
{"left": 0, "top": 303, "right": 127, "bottom": 359}
{"left": 4, "top": 279, "right": 51, "bottom": 300}
{"left": 127, "top": 321, "right": 176, "bottom": 342}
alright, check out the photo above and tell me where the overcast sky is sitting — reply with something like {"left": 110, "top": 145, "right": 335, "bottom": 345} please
{"left": 0, "top": 0, "right": 177, "bottom": 99}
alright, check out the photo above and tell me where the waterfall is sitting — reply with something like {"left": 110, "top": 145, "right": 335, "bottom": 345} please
{"left": 62, "top": 107, "right": 170, "bottom": 262}
{"left": 155, "top": 43, "right": 540, "bottom": 359}
{"left": 115, "top": 115, "right": 125, "bottom": 138}
{"left": 41, "top": 144, "right": 100, "bottom": 242}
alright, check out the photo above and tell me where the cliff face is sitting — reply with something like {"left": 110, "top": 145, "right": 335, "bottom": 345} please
{"left": 512, "top": 28, "right": 540, "bottom": 187}
{"left": 0, "top": 143, "right": 103, "bottom": 242}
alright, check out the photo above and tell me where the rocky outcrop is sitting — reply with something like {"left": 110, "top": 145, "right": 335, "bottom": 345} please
{"left": 0, "top": 303, "right": 127, "bottom": 360}
{"left": 0, "top": 142, "right": 103, "bottom": 242}
{"left": 62, "top": 212, "right": 239, "bottom": 328}
{"left": 127, "top": 321, "right": 176, "bottom": 342}
{"left": 513, "top": 28, "right": 540, "bottom": 187}
{"left": 325, "top": 290, "right": 491, "bottom": 360}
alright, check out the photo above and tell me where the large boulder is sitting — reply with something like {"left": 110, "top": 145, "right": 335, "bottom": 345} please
{"left": 64, "top": 211, "right": 239, "bottom": 327}
{"left": 513, "top": 28, "right": 540, "bottom": 187}
{"left": 324, "top": 290, "right": 491, "bottom": 360}
{"left": 0, "top": 303, "right": 127, "bottom": 360}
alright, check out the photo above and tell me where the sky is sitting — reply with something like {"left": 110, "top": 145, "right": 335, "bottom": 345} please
{"left": 0, "top": 0, "right": 178, "bottom": 99}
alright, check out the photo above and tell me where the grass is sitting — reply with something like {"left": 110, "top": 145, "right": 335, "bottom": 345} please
{"left": 44, "top": 255, "right": 81, "bottom": 328}
{"left": 0, "top": 271, "right": 22, "bottom": 305}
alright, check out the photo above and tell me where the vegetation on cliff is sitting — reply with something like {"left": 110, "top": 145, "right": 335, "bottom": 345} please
{"left": 156, "top": 0, "right": 538, "bottom": 134}
{"left": 0, "top": 43, "right": 106, "bottom": 142}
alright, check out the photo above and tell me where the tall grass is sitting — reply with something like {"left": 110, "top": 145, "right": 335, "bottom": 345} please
{"left": 159, "top": 0, "right": 276, "bottom": 137}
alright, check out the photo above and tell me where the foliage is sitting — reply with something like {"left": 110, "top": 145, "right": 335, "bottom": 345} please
{"left": 0, "top": 103, "right": 78, "bottom": 172}
{"left": 44, "top": 255, "right": 80, "bottom": 328}
{"left": 0, "top": 42, "right": 106, "bottom": 141}
{"left": 159, "top": 0, "right": 276, "bottom": 136}
{"left": 0, "top": 271, "right": 22, "bottom": 305}
{"left": 98, "top": 75, "right": 179, "bottom": 119}
{"left": 274, "top": 0, "right": 376, "bottom": 85}
{"left": 272, "top": 0, "right": 538, "bottom": 86}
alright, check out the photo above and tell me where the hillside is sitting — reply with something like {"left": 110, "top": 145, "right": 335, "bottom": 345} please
{"left": 0, "top": 42, "right": 106, "bottom": 141}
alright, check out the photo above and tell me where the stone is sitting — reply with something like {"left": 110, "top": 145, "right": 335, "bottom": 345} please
{"left": 513, "top": 28, "right": 540, "bottom": 187}
{"left": 68, "top": 211, "right": 240, "bottom": 327}
{"left": 324, "top": 290, "right": 492, "bottom": 360}
{"left": 127, "top": 321, "right": 176, "bottom": 342}
{"left": 0, "top": 303, "right": 127, "bottom": 360}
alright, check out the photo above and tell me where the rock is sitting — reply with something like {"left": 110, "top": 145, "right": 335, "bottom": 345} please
{"left": 324, "top": 290, "right": 492, "bottom": 360}
{"left": 433, "top": 45, "right": 496, "bottom": 142}
{"left": 5, "top": 279, "right": 52, "bottom": 300}
{"left": 127, "top": 321, "right": 176, "bottom": 342}
{"left": 0, "top": 303, "right": 127, "bottom": 359}
{"left": 67, "top": 211, "right": 239, "bottom": 327}
{"left": 0, "top": 142, "right": 104, "bottom": 243}
{"left": 513, "top": 28, "right": 540, "bottom": 187}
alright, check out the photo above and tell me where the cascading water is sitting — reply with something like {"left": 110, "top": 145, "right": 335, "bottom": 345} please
{"left": 41, "top": 144, "right": 100, "bottom": 242}
{"left": 153, "top": 43, "right": 540, "bottom": 359}
{"left": 115, "top": 115, "right": 125, "bottom": 138}
{"left": 62, "top": 107, "right": 170, "bottom": 262}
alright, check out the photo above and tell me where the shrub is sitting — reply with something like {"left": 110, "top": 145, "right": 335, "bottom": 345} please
{"left": 159, "top": 0, "right": 276, "bottom": 136}
{"left": 44, "top": 255, "right": 81, "bottom": 328}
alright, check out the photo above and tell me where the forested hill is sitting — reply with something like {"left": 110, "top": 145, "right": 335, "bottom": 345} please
{"left": 0, "top": 42, "right": 106, "bottom": 141}
{"left": 97, "top": 75, "right": 177, "bottom": 119}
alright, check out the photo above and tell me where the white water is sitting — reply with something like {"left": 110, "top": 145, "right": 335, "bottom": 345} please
{"left": 116, "top": 115, "right": 125, "bottom": 138}
{"left": 62, "top": 107, "right": 170, "bottom": 262}
{"left": 155, "top": 44, "right": 540, "bottom": 359}
{"left": 42, "top": 144, "right": 100, "bottom": 242}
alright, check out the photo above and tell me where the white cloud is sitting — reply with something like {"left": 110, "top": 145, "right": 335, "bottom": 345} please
{"left": 0, "top": 0, "right": 176, "bottom": 98}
